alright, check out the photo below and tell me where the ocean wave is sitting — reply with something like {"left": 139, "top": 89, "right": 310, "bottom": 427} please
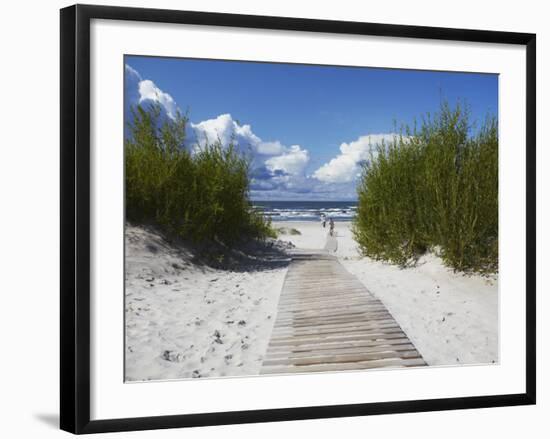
{"left": 259, "top": 208, "right": 355, "bottom": 221}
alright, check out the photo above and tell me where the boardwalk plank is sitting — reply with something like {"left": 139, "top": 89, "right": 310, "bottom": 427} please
{"left": 260, "top": 248, "right": 425, "bottom": 375}
{"left": 265, "top": 337, "right": 414, "bottom": 354}
{"left": 260, "top": 358, "right": 426, "bottom": 374}
{"left": 263, "top": 350, "right": 422, "bottom": 367}
{"left": 265, "top": 344, "right": 417, "bottom": 361}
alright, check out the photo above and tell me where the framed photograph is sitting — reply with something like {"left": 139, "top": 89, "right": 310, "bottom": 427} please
{"left": 60, "top": 4, "right": 536, "bottom": 434}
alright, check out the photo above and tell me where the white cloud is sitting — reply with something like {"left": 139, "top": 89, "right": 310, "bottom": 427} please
{"left": 125, "top": 65, "right": 142, "bottom": 88}
{"left": 125, "top": 64, "right": 400, "bottom": 199}
{"left": 190, "top": 114, "right": 262, "bottom": 151}
{"left": 190, "top": 115, "right": 291, "bottom": 159}
{"left": 125, "top": 64, "right": 179, "bottom": 121}
{"left": 125, "top": 66, "right": 296, "bottom": 160}
{"left": 265, "top": 145, "right": 309, "bottom": 176}
{"left": 124, "top": 65, "right": 142, "bottom": 117}
{"left": 138, "top": 79, "right": 179, "bottom": 120}
{"left": 125, "top": 65, "right": 318, "bottom": 197}
{"left": 189, "top": 114, "right": 310, "bottom": 176}
{"left": 257, "top": 140, "right": 285, "bottom": 156}
{"left": 313, "top": 133, "right": 399, "bottom": 183}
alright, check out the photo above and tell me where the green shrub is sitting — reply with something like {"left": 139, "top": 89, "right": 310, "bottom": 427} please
{"left": 125, "top": 103, "right": 273, "bottom": 244}
{"left": 353, "top": 101, "right": 498, "bottom": 272}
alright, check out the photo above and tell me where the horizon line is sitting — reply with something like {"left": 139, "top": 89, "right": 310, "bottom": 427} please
{"left": 251, "top": 199, "right": 358, "bottom": 202}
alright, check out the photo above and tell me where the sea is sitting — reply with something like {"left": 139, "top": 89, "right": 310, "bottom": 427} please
{"left": 253, "top": 200, "right": 358, "bottom": 222}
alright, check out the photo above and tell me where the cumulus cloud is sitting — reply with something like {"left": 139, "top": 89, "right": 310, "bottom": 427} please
{"left": 257, "top": 140, "right": 285, "bottom": 156}
{"left": 124, "top": 65, "right": 142, "bottom": 119}
{"left": 124, "top": 65, "right": 412, "bottom": 199}
{"left": 189, "top": 114, "right": 262, "bottom": 151}
{"left": 125, "top": 64, "right": 180, "bottom": 126}
{"left": 313, "top": 134, "right": 399, "bottom": 183}
{"left": 124, "top": 64, "right": 314, "bottom": 196}
{"left": 189, "top": 115, "right": 296, "bottom": 164}
{"left": 138, "top": 80, "right": 179, "bottom": 120}
{"left": 265, "top": 145, "right": 309, "bottom": 176}
{"left": 188, "top": 114, "right": 310, "bottom": 177}
{"left": 125, "top": 65, "right": 271, "bottom": 156}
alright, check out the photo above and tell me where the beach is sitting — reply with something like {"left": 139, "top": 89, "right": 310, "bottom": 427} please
{"left": 274, "top": 220, "right": 499, "bottom": 366}
{"left": 125, "top": 218, "right": 498, "bottom": 381}
{"left": 124, "top": 225, "right": 288, "bottom": 381}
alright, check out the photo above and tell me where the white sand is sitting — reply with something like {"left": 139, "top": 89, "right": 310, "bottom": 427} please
{"left": 273, "top": 221, "right": 331, "bottom": 249}
{"left": 125, "top": 225, "right": 288, "bottom": 381}
{"left": 126, "top": 220, "right": 498, "bottom": 382}
{"left": 273, "top": 220, "right": 498, "bottom": 366}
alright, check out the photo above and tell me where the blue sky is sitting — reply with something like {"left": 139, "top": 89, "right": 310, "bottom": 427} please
{"left": 125, "top": 55, "right": 498, "bottom": 200}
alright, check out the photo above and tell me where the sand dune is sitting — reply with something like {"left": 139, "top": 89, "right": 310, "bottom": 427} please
{"left": 124, "top": 225, "right": 288, "bottom": 381}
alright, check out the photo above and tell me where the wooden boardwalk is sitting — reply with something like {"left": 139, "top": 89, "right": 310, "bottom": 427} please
{"left": 260, "top": 246, "right": 425, "bottom": 375}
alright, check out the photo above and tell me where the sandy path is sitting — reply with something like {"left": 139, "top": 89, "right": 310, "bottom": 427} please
{"left": 324, "top": 234, "right": 338, "bottom": 252}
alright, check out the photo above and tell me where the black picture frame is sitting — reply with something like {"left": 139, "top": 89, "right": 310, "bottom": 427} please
{"left": 60, "top": 4, "right": 536, "bottom": 434}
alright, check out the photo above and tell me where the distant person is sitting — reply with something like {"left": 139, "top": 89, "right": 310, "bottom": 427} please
{"left": 321, "top": 214, "right": 326, "bottom": 228}
{"left": 329, "top": 218, "right": 335, "bottom": 236}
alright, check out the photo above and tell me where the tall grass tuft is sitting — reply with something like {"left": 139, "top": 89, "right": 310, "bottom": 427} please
{"left": 125, "top": 103, "right": 274, "bottom": 244}
{"left": 353, "top": 101, "right": 498, "bottom": 273}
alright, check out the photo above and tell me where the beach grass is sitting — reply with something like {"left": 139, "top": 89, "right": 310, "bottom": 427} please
{"left": 353, "top": 101, "right": 498, "bottom": 273}
{"left": 125, "top": 103, "right": 274, "bottom": 245}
